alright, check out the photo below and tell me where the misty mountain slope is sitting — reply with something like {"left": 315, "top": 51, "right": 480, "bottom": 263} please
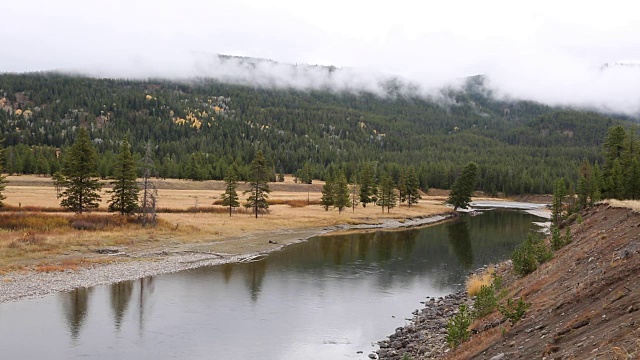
{"left": 0, "top": 72, "right": 631, "bottom": 194}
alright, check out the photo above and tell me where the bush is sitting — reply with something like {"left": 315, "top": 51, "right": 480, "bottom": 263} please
{"left": 466, "top": 266, "right": 494, "bottom": 296}
{"left": 473, "top": 284, "right": 497, "bottom": 318}
{"left": 446, "top": 304, "right": 473, "bottom": 348}
{"left": 499, "top": 297, "right": 530, "bottom": 325}
{"left": 551, "top": 225, "right": 563, "bottom": 251}
{"left": 512, "top": 233, "right": 552, "bottom": 276}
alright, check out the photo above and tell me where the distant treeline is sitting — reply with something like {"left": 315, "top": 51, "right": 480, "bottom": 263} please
{"left": 0, "top": 73, "right": 634, "bottom": 194}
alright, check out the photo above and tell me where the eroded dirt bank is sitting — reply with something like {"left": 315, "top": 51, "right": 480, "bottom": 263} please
{"left": 380, "top": 204, "right": 640, "bottom": 360}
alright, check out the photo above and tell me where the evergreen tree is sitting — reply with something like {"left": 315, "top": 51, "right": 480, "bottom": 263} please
{"left": 298, "top": 162, "right": 312, "bottom": 184}
{"left": 602, "top": 126, "right": 627, "bottom": 198}
{"left": 447, "top": 162, "right": 478, "bottom": 211}
{"left": 108, "top": 139, "right": 140, "bottom": 215}
{"left": 244, "top": 151, "right": 271, "bottom": 218}
{"left": 320, "top": 176, "right": 335, "bottom": 211}
{"left": 57, "top": 128, "right": 102, "bottom": 213}
{"left": 610, "top": 159, "right": 625, "bottom": 199}
{"left": 397, "top": 170, "right": 407, "bottom": 205}
{"left": 350, "top": 176, "right": 360, "bottom": 213}
{"left": 376, "top": 172, "right": 397, "bottom": 213}
{"left": 358, "top": 162, "right": 377, "bottom": 207}
{"left": 221, "top": 168, "right": 240, "bottom": 216}
{"left": 333, "top": 170, "right": 350, "bottom": 213}
{"left": 551, "top": 178, "right": 566, "bottom": 225}
{"left": 406, "top": 167, "right": 421, "bottom": 208}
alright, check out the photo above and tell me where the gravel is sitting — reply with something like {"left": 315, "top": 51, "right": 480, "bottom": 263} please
{"left": 0, "top": 213, "right": 453, "bottom": 304}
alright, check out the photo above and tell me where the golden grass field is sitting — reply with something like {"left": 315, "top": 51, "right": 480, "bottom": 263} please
{"left": 0, "top": 175, "right": 453, "bottom": 273}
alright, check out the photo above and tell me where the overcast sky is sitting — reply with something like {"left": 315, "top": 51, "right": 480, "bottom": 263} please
{"left": 2, "top": 0, "right": 640, "bottom": 114}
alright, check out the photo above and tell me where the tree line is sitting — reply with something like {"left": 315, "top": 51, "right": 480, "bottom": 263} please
{"left": 0, "top": 72, "right": 631, "bottom": 195}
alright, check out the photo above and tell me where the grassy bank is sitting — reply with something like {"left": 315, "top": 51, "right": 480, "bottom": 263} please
{"left": 0, "top": 175, "right": 453, "bottom": 273}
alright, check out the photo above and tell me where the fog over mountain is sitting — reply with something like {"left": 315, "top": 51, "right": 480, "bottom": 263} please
{"left": 2, "top": 0, "right": 640, "bottom": 116}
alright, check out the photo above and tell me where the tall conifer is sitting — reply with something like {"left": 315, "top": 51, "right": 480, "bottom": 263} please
{"left": 57, "top": 128, "right": 102, "bottom": 213}
{"left": 108, "top": 139, "right": 140, "bottom": 215}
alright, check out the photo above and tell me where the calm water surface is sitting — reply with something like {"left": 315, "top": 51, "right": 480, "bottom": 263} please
{"left": 0, "top": 210, "right": 539, "bottom": 359}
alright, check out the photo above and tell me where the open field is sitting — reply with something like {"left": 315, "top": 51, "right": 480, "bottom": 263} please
{"left": 0, "top": 175, "right": 452, "bottom": 273}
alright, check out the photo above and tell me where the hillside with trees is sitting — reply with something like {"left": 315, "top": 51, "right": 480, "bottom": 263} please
{"left": 0, "top": 71, "right": 634, "bottom": 195}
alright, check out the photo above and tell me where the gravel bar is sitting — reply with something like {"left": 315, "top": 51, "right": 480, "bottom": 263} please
{"left": 0, "top": 213, "right": 453, "bottom": 304}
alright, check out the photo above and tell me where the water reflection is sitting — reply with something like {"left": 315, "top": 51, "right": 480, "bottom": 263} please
{"left": 138, "top": 277, "right": 155, "bottom": 336}
{"left": 245, "top": 260, "right": 267, "bottom": 302}
{"left": 1, "top": 210, "right": 539, "bottom": 360}
{"left": 447, "top": 219, "right": 473, "bottom": 269}
{"left": 111, "top": 281, "right": 134, "bottom": 331}
{"left": 61, "top": 287, "right": 92, "bottom": 342}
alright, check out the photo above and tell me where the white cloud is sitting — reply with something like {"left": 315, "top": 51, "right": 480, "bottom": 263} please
{"left": 2, "top": 0, "right": 640, "bottom": 114}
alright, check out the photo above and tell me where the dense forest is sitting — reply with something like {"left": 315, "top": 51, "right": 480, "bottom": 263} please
{"left": 0, "top": 71, "right": 634, "bottom": 194}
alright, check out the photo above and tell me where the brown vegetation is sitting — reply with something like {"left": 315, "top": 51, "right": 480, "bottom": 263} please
{"left": 0, "top": 175, "right": 452, "bottom": 274}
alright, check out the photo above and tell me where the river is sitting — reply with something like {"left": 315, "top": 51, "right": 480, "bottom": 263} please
{"left": 0, "top": 209, "right": 541, "bottom": 359}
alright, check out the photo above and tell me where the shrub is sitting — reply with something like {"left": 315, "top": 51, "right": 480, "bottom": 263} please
{"left": 473, "top": 284, "right": 498, "bottom": 318}
{"left": 498, "top": 297, "right": 530, "bottom": 325}
{"left": 512, "top": 233, "right": 552, "bottom": 276}
{"left": 446, "top": 304, "right": 473, "bottom": 348}
{"left": 466, "top": 266, "right": 494, "bottom": 296}
{"left": 551, "top": 225, "right": 563, "bottom": 251}
{"left": 0, "top": 213, "right": 70, "bottom": 231}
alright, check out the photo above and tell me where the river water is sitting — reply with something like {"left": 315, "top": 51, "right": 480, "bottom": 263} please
{"left": 0, "top": 210, "right": 540, "bottom": 359}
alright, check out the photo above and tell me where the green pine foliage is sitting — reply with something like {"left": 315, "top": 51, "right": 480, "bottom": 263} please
{"left": 551, "top": 178, "right": 566, "bottom": 225}
{"left": 244, "top": 151, "right": 271, "bottom": 218}
{"left": 0, "top": 73, "right": 634, "bottom": 195}
{"left": 320, "top": 176, "right": 335, "bottom": 211}
{"left": 221, "top": 168, "right": 240, "bottom": 216}
{"left": 333, "top": 171, "right": 351, "bottom": 213}
{"left": 446, "top": 304, "right": 473, "bottom": 349}
{"left": 405, "top": 167, "right": 421, "bottom": 208}
{"left": 447, "top": 162, "right": 479, "bottom": 210}
{"left": 108, "top": 139, "right": 140, "bottom": 215}
{"left": 56, "top": 128, "right": 102, "bottom": 213}
{"left": 358, "top": 163, "right": 377, "bottom": 207}
{"left": 512, "top": 233, "right": 553, "bottom": 276}
{"left": 376, "top": 172, "right": 397, "bottom": 213}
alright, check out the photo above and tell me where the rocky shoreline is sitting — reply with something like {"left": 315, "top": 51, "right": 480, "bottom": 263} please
{"left": 377, "top": 291, "right": 471, "bottom": 359}
{"left": 0, "top": 213, "right": 453, "bottom": 304}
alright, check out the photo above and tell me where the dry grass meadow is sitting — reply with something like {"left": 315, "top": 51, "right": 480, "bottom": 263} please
{"left": 0, "top": 175, "right": 452, "bottom": 273}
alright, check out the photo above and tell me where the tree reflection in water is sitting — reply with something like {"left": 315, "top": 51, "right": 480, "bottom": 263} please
{"left": 61, "top": 287, "right": 92, "bottom": 343}
{"left": 447, "top": 218, "right": 474, "bottom": 269}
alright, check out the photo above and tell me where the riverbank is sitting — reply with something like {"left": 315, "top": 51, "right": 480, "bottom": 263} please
{"left": 0, "top": 211, "right": 454, "bottom": 304}
{"left": 376, "top": 203, "right": 640, "bottom": 360}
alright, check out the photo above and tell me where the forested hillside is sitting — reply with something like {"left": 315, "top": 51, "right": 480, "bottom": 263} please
{"left": 0, "top": 72, "right": 632, "bottom": 194}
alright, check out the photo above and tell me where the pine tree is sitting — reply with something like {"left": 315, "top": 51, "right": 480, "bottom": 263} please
{"left": 358, "top": 162, "right": 377, "bottom": 207}
{"left": 397, "top": 170, "right": 407, "bottom": 205}
{"left": 0, "top": 141, "right": 7, "bottom": 207}
{"left": 377, "top": 172, "right": 397, "bottom": 213}
{"left": 298, "top": 162, "right": 313, "bottom": 184}
{"left": 108, "top": 139, "right": 140, "bottom": 215}
{"left": 447, "top": 162, "right": 478, "bottom": 211}
{"left": 350, "top": 176, "right": 360, "bottom": 213}
{"left": 320, "top": 176, "right": 335, "bottom": 211}
{"left": 57, "top": 128, "right": 102, "bottom": 213}
{"left": 551, "top": 178, "right": 566, "bottom": 225}
{"left": 221, "top": 168, "right": 240, "bottom": 216}
{"left": 244, "top": 151, "right": 271, "bottom": 218}
{"left": 406, "top": 167, "right": 422, "bottom": 208}
{"left": 333, "top": 170, "right": 350, "bottom": 213}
